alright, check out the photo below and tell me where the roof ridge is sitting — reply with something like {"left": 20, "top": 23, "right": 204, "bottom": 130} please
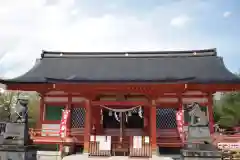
{"left": 41, "top": 48, "right": 217, "bottom": 58}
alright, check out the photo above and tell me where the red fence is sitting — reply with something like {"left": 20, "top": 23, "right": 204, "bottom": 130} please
{"left": 88, "top": 136, "right": 152, "bottom": 157}
{"left": 89, "top": 141, "right": 111, "bottom": 157}
{"left": 129, "top": 136, "right": 151, "bottom": 157}
{"left": 129, "top": 143, "right": 151, "bottom": 157}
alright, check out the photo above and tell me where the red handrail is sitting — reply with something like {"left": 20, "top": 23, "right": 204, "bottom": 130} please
{"left": 29, "top": 128, "right": 84, "bottom": 137}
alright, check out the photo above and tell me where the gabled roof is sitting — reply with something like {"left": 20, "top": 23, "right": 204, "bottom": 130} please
{"left": 1, "top": 48, "right": 240, "bottom": 84}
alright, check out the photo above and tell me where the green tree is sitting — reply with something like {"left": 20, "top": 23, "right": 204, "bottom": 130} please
{"left": 218, "top": 92, "right": 240, "bottom": 128}
{"left": 27, "top": 92, "right": 40, "bottom": 128}
{"left": 214, "top": 72, "right": 240, "bottom": 128}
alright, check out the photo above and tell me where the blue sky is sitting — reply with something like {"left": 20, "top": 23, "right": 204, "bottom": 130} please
{"left": 0, "top": 0, "right": 239, "bottom": 78}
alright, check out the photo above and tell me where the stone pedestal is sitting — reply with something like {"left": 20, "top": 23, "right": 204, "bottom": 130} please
{"left": 0, "top": 122, "right": 37, "bottom": 160}
{"left": 181, "top": 143, "right": 222, "bottom": 160}
{"left": 0, "top": 145, "right": 37, "bottom": 160}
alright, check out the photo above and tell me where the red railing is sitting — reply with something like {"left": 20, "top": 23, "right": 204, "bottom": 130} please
{"left": 89, "top": 141, "right": 112, "bottom": 157}
{"left": 129, "top": 139, "right": 151, "bottom": 157}
{"left": 29, "top": 128, "right": 84, "bottom": 144}
{"left": 29, "top": 128, "right": 84, "bottom": 137}
{"left": 88, "top": 135, "right": 152, "bottom": 157}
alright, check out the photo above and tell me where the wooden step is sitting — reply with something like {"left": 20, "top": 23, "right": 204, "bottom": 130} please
{"left": 158, "top": 138, "right": 181, "bottom": 142}
{"left": 158, "top": 134, "right": 180, "bottom": 138}
{"left": 157, "top": 129, "right": 180, "bottom": 139}
{"left": 157, "top": 136, "right": 181, "bottom": 141}
{"left": 157, "top": 129, "right": 183, "bottom": 148}
{"left": 157, "top": 141, "right": 182, "bottom": 147}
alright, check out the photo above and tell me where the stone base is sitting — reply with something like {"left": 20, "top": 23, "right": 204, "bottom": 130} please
{"left": 152, "top": 148, "right": 159, "bottom": 157}
{"left": 181, "top": 149, "right": 222, "bottom": 159}
{"left": 0, "top": 145, "right": 37, "bottom": 160}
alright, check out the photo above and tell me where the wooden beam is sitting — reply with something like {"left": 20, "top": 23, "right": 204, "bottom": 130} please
{"left": 7, "top": 84, "right": 53, "bottom": 92}
{"left": 187, "top": 84, "right": 240, "bottom": 92}
{"left": 53, "top": 83, "right": 185, "bottom": 94}
{"left": 160, "top": 95, "right": 209, "bottom": 98}
{"left": 6, "top": 83, "right": 240, "bottom": 93}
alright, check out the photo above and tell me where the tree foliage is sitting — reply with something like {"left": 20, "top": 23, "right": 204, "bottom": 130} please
{"left": 218, "top": 92, "right": 240, "bottom": 128}
{"left": 214, "top": 72, "right": 240, "bottom": 128}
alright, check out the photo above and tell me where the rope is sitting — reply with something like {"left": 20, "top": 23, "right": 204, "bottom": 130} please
{"left": 100, "top": 105, "right": 141, "bottom": 112}
{"left": 100, "top": 105, "right": 143, "bottom": 122}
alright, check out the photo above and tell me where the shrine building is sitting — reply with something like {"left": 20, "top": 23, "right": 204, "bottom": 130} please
{"left": 1, "top": 48, "right": 240, "bottom": 157}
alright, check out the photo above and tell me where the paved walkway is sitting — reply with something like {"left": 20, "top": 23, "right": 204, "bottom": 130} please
{"left": 36, "top": 151, "right": 181, "bottom": 160}
{"left": 62, "top": 154, "right": 180, "bottom": 160}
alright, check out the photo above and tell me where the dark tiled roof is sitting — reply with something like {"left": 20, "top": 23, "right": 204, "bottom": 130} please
{"left": 2, "top": 49, "right": 240, "bottom": 84}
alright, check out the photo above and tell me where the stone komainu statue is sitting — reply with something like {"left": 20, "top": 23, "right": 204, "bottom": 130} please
{"left": 10, "top": 98, "right": 28, "bottom": 123}
{"left": 181, "top": 104, "right": 222, "bottom": 159}
{"left": 186, "top": 102, "right": 208, "bottom": 126}
{"left": 0, "top": 94, "right": 29, "bottom": 145}
{"left": 184, "top": 102, "right": 211, "bottom": 143}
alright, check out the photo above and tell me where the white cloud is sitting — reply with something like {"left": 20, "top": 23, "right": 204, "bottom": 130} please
{"left": 0, "top": 0, "right": 237, "bottom": 78}
{"left": 170, "top": 15, "right": 191, "bottom": 28}
{"left": 223, "top": 11, "right": 232, "bottom": 18}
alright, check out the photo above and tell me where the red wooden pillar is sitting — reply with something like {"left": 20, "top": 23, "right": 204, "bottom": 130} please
{"left": 150, "top": 100, "right": 157, "bottom": 154}
{"left": 94, "top": 107, "right": 101, "bottom": 134}
{"left": 208, "top": 93, "right": 214, "bottom": 134}
{"left": 83, "top": 99, "right": 91, "bottom": 153}
{"left": 90, "top": 106, "right": 101, "bottom": 134}
{"left": 144, "top": 106, "right": 149, "bottom": 133}
{"left": 178, "top": 94, "right": 183, "bottom": 112}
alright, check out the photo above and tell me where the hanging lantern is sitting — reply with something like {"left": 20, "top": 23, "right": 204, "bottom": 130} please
{"left": 100, "top": 109, "right": 103, "bottom": 124}
{"left": 138, "top": 106, "right": 143, "bottom": 118}
{"left": 109, "top": 111, "right": 112, "bottom": 116}
{"left": 128, "top": 111, "right": 132, "bottom": 116}
{"left": 125, "top": 113, "right": 128, "bottom": 123}
{"left": 114, "top": 112, "right": 120, "bottom": 122}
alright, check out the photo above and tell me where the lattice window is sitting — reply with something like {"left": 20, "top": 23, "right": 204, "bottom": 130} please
{"left": 156, "top": 108, "right": 177, "bottom": 129}
{"left": 45, "top": 105, "right": 65, "bottom": 121}
{"left": 71, "top": 107, "right": 86, "bottom": 128}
